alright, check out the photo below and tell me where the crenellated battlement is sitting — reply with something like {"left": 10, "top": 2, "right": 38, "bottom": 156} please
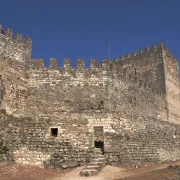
{"left": 27, "top": 42, "right": 179, "bottom": 85}
{"left": 27, "top": 42, "right": 178, "bottom": 73}
{"left": 0, "top": 24, "right": 32, "bottom": 44}
{"left": 114, "top": 43, "right": 164, "bottom": 63}
{"left": 113, "top": 42, "right": 178, "bottom": 65}
{"left": 0, "top": 24, "right": 32, "bottom": 63}
{"left": 28, "top": 58, "right": 112, "bottom": 72}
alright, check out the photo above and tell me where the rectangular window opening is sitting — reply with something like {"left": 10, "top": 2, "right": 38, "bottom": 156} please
{"left": 51, "top": 128, "right": 58, "bottom": 137}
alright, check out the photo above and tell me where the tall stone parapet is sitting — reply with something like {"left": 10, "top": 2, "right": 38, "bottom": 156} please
{"left": 112, "top": 42, "right": 169, "bottom": 94}
{"left": 0, "top": 24, "right": 32, "bottom": 63}
{"left": 115, "top": 43, "right": 164, "bottom": 63}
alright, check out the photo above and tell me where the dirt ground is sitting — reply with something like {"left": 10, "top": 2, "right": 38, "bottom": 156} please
{"left": 0, "top": 161, "right": 180, "bottom": 180}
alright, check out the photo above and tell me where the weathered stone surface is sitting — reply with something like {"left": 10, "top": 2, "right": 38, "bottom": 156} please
{"left": 0, "top": 24, "right": 179, "bottom": 169}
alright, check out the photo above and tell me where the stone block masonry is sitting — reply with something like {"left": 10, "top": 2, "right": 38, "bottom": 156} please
{"left": 0, "top": 24, "right": 179, "bottom": 169}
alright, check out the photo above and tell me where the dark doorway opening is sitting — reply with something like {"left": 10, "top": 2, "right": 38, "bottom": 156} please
{"left": 94, "top": 141, "right": 104, "bottom": 154}
{"left": 51, "top": 128, "right": 58, "bottom": 137}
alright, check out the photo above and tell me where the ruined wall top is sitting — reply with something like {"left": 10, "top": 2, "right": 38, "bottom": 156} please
{"left": 28, "top": 58, "right": 112, "bottom": 71}
{"left": 28, "top": 42, "right": 179, "bottom": 71}
{"left": 0, "top": 24, "right": 32, "bottom": 44}
{"left": 0, "top": 25, "right": 32, "bottom": 63}
{"left": 0, "top": 24, "right": 179, "bottom": 82}
{"left": 114, "top": 42, "right": 178, "bottom": 64}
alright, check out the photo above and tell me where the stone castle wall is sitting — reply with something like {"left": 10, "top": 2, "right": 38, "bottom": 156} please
{"left": 107, "top": 44, "right": 168, "bottom": 121}
{"left": 0, "top": 59, "right": 27, "bottom": 115}
{"left": 26, "top": 44, "right": 169, "bottom": 122}
{"left": 0, "top": 26, "right": 31, "bottom": 115}
{"left": 163, "top": 47, "right": 180, "bottom": 123}
{"left": 0, "top": 25, "right": 32, "bottom": 63}
{"left": 0, "top": 24, "right": 179, "bottom": 169}
{"left": 26, "top": 58, "right": 109, "bottom": 116}
{"left": 0, "top": 110, "right": 180, "bottom": 168}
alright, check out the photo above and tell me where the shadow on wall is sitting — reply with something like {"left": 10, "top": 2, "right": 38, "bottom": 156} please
{"left": 0, "top": 137, "right": 13, "bottom": 162}
{"left": 43, "top": 152, "right": 92, "bottom": 169}
{"left": 0, "top": 75, "right": 5, "bottom": 108}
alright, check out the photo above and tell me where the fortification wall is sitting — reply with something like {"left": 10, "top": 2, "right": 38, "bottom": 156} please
{"left": 0, "top": 110, "right": 94, "bottom": 168}
{"left": 107, "top": 77, "right": 167, "bottom": 120}
{"left": 104, "top": 43, "right": 168, "bottom": 121}
{"left": 0, "top": 59, "right": 27, "bottom": 116}
{"left": 0, "top": 109, "right": 180, "bottom": 168}
{"left": 0, "top": 24, "right": 179, "bottom": 169}
{"left": 26, "top": 58, "right": 111, "bottom": 116}
{"left": 0, "top": 25, "right": 32, "bottom": 64}
{"left": 105, "top": 114, "right": 180, "bottom": 164}
{"left": 163, "top": 48, "right": 180, "bottom": 123}
{"left": 113, "top": 43, "right": 166, "bottom": 93}
{"left": 0, "top": 25, "right": 32, "bottom": 116}
{"left": 25, "top": 43, "right": 168, "bottom": 122}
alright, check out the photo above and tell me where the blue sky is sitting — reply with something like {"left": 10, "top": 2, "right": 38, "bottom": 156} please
{"left": 0, "top": 0, "right": 180, "bottom": 67}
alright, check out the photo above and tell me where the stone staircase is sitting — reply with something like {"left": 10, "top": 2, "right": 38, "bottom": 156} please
{"left": 80, "top": 148, "right": 106, "bottom": 176}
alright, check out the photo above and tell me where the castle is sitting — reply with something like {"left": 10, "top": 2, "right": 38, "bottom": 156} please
{"left": 0, "top": 25, "right": 180, "bottom": 172}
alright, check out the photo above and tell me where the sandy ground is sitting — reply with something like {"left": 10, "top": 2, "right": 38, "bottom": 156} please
{"left": 49, "top": 161, "right": 180, "bottom": 180}
{"left": 0, "top": 161, "right": 180, "bottom": 180}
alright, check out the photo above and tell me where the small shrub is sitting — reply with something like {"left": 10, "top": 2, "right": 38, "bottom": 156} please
{"left": 83, "top": 171, "right": 89, "bottom": 177}
{"left": 0, "top": 140, "right": 9, "bottom": 154}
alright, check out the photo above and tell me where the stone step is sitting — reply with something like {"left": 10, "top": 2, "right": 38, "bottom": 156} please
{"left": 94, "top": 155, "right": 104, "bottom": 158}
{"left": 94, "top": 152, "right": 104, "bottom": 155}
{"left": 94, "top": 152, "right": 103, "bottom": 155}
{"left": 80, "top": 148, "right": 106, "bottom": 176}
{"left": 94, "top": 149, "right": 102, "bottom": 153}
{"left": 91, "top": 160, "right": 106, "bottom": 164}
{"left": 86, "top": 165, "right": 101, "bottom": 170}
{"left": 90, "top": 158, "right": 106, "bottom": 163}
{"left": 92, "top": 156, "right": 106, "bottom": 161}
{"left": 88, "top": 162, "right": 105, "bottom": 167}
{"left": 88, "top": 160, "right": 105, "bottom": 164}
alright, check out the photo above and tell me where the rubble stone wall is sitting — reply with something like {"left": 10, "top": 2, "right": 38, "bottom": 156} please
{"left": 0, "top": 59, "right": 27, "bottom": 115}
{"left": 0, "top": 26, "right": 31, "bottom": 115}
{"left": 163, "top": 48, "right": 180, "bottom": 123}
{"left": 0, "top": 26, "right": 32, "bottom": 64}
{"left": 105, "top": 114, "right": 180, "bottom": 165}
{"left": 26, "top": 59, "right": 109, "bottom": 115}
{"left": 113, "top": 44, "right": 166, "bottom": 94}
{"left": 0, "top": 110, "right": 180, "bottom": 168}
{"left": 26, "top": 45, "right": 169, "bottom": 122}
{"left": 0, "top": 25, "right": 179, "bottom": 169}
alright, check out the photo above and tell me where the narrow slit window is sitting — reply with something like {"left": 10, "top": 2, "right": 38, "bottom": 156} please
{"left": 51, "top": 128, "right": 58, "bottom": 137}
